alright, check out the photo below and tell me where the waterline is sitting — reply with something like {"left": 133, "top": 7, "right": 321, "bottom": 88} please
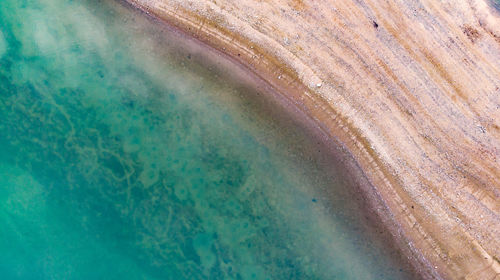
{"left": 0, "top": 0, "right": 417, "bottom": 279}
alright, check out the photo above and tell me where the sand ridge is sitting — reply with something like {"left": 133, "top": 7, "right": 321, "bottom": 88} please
{"left": 125, "top": 0, "right": 500, "bottom": 279}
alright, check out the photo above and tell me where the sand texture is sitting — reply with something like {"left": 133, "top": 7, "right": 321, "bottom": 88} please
{"left": 126, "top": 0, "right": 500, "bottom": 279}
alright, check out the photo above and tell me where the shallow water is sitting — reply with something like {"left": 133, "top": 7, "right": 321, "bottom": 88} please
{"left": 0, "top": 0, "right": 417, "bottom": 279}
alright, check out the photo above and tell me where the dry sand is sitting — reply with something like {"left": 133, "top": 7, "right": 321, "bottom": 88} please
{"left": 125, "top": 0, "right": 500, "bottom": 279}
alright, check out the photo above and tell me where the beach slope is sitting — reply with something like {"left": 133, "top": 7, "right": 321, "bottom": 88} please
{"left": 126, "top": 0, "right": 500, "bottom": 279}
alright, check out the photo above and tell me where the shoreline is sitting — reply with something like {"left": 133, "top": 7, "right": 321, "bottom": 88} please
{"left": 124, "top": 0, "right": 500, "bottom": 279}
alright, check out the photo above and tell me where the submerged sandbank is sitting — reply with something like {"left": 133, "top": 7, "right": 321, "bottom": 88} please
{"left": 126, "top": 0, "right": 500, "bottom": 279}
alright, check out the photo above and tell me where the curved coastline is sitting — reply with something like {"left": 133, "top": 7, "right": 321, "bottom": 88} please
{"left": 124, "top": 0, "right": 500, "bottom": 279}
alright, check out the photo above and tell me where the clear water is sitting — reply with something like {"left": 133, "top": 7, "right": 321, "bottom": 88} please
{"left": 0, "top": 0, "right": 417, "bottom": 279}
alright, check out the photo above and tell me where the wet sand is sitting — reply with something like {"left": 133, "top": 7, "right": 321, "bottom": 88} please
{"left": 125, "top": 0, "right": 500, "bottom": 279}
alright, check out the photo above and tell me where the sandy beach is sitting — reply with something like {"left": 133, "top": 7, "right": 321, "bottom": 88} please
{"left": 125, "top": 0, "right": 500, "bottom": 279}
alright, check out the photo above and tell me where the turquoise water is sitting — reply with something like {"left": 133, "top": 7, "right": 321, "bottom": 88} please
{"left": 0, "top": 0, "right": 417, "bottom": 279}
